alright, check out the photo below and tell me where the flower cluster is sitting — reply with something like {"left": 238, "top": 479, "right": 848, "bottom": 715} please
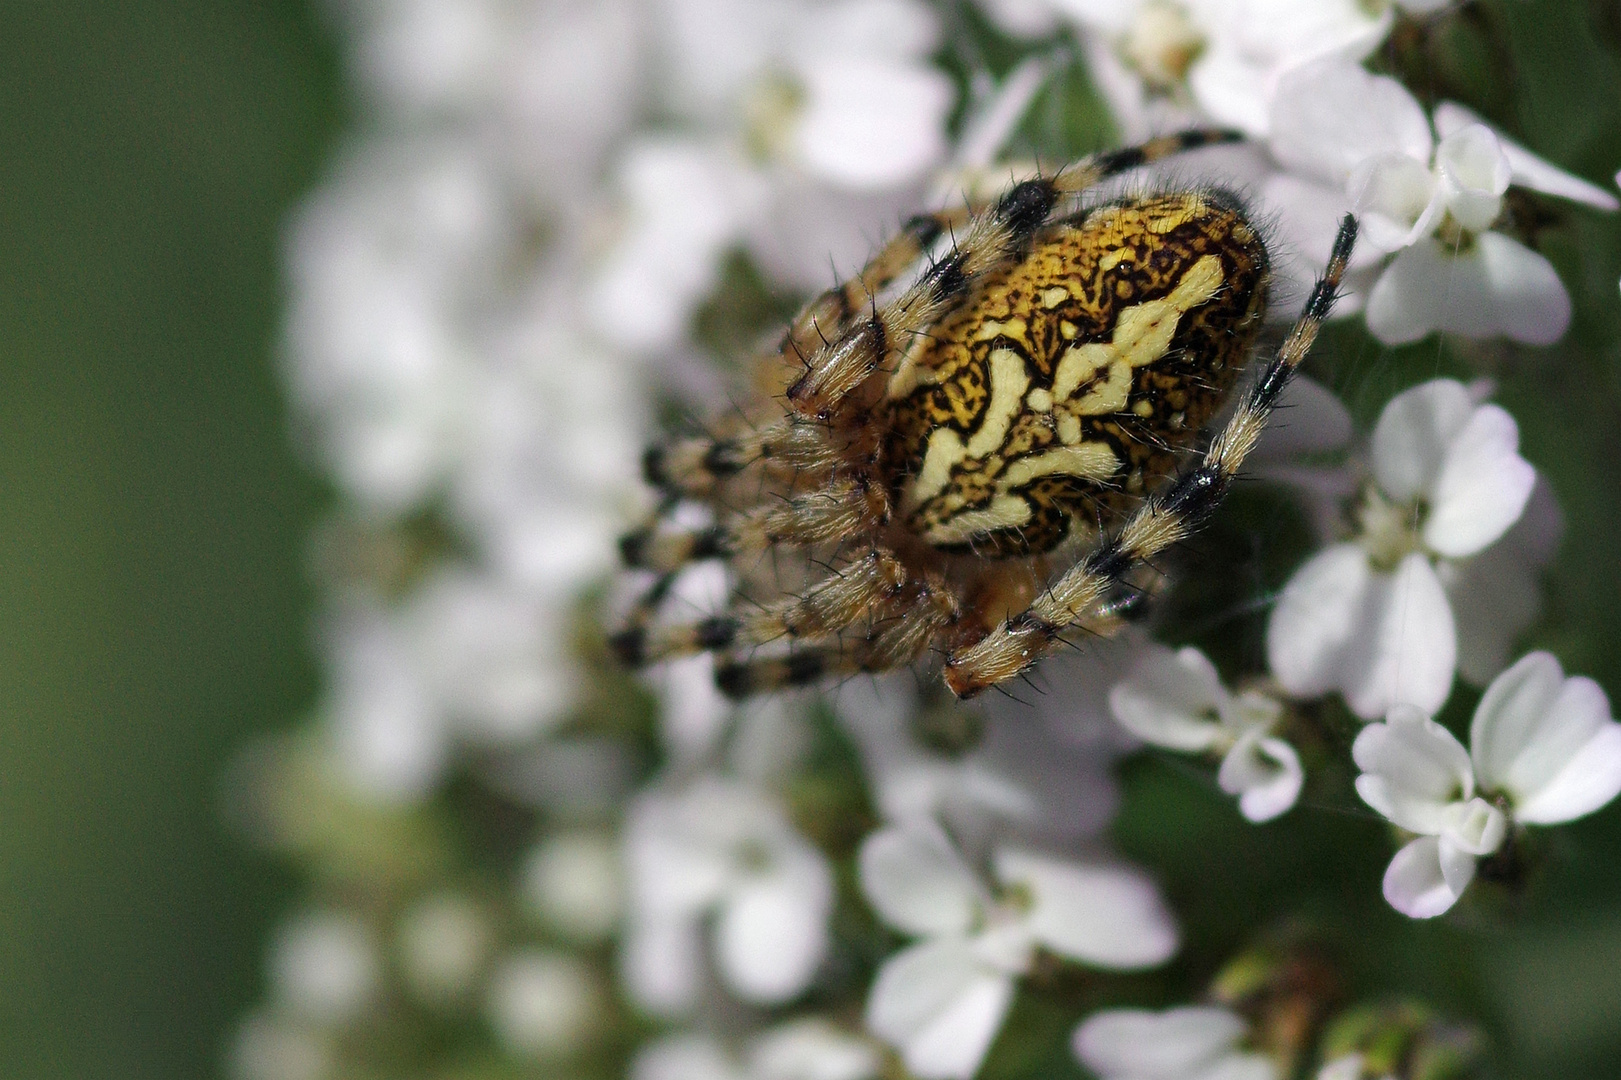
{"left": 228, "top": 3, "right": 1621, "bottom": 1080}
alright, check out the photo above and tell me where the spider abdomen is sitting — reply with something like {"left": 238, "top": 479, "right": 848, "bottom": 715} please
{"left": 885, "top": 192, "right": 1270, "bottom": 557}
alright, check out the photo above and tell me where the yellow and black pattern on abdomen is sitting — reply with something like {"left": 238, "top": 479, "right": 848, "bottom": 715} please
{"left": 884, "top": 192, "right": 1270, "bottom": 558}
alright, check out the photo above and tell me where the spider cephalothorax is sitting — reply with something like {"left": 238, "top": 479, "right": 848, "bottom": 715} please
{"left": 611, "top": 131, "right": 1357, "bottom": 700}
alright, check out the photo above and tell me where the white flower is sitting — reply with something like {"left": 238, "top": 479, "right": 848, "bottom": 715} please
{"left": 486, "top": 949, "right": 602, "bottom": 1058}
{"left": 1033, "top": 0, "right": 1390, "bottom": 138}
{"left": 1268, "top": 379, "right": 1536, "bottom": 719}
{"left": 860, "top": 822, "right": 1177, "bottom": 1079}
{"left": 268, "top": 911, "right": 379, "bottom": 1025}
{"left": 396, "top": 893, "right": 491, "bottom": 1003}
{"left": 1354, "top": 651, "right": 1621, "bottom": 917}
{"left": 622, "top": 776, "right": 834, "bottom": 1014}
{"left": 1269, "top": 59, "right": 1617, "bottom": 345}
{"left": 632, "top": 1021, "right": 880, "bottom": 1080}
{"left": 522, "top": 830, "right": 623, "bottom": 943}
{"left": 1110, "top": 645, "right": 1304, "bottom": 822}
{"left": 1072, "top": 1005, "right": 1278, "bottom": 1080}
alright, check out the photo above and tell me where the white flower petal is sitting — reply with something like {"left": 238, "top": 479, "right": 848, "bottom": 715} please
{"left": 620, "top": 913, "right": 703, "bottom": 1016}
{"left": 1338, "top": 553, "right": 1457, "bottom": 721}
{"left": 632, "top": 1034, "right": 745, "bottom": 1080}
{"left": 1470, "top": 650, "right": 1578, "bottom": 790}
{"left": 1436, "top": 835, "right": 1482, "bottom": 896}
{"left": 1108, "top": 645, "right": 1228, "bottom": 751}
{"left": 793, "top": 57, "right": 954, "bottom": 190}
{"left": 1434, "top": 124, "right": 1511, "bottom": 231}
{"left": 748, "top": 1018, "right": 882, "bottom": 1080}
{"left": 1366, "top": 234, "right": 1572, "bottom": 347}
{"left": 1206, "top": 1056, "right": 1284, "bottom": 1080}
{"left": 1514, "top": 724, "right": 1621, "bottom": 825}
{"left": 1267, "top": 543, "right": 1375, "bottom": 700}
{"left": 1270, "top": 59, "right": 1432, "bottom": 184}
{"left": 1472, "top": 652, "right": 1621, "bottom": 822}
{"left": 1442, "top": 476, "right": 1562, "bottom": 686}
{"left": 1383, "top": 836, "right": 1467, "bottom": 918}
{"left": 1438, "top": 797, "right": 1508, "bottom": 857}
{"left": 1371, "top": 378, "right": 1474, "bottom": 503}
{"left": 865, "top": 938, "right": 1014, "bottom": 1080}
{"left": 1071, "top": 1005, "right": 1246, "bottom": 1076}
{"left": 1424, "top": 404, "right": 1535, "bottom": 558}
{"left": 715, "top": 845, "right": 833, "bottom": 1004}
{"left": 993, "top": 850, "right": 1178, "bottom": 969}
{"left": 1220, "top": 733, "right": 1305, "bottom": 823}
{"left": 1434, "top": 101, "right": 1621, "bottom": 210}
{"left": 1349, "top": 151, "right": 1443, "bottom": 252}
{"left": 1353, "top": 704, "right": 1474, "bottom": 832}
{"left": 858, "top": 822, "right": 982, "bottom": 936}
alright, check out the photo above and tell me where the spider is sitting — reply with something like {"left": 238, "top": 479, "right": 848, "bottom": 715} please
{"left": 610, "top": 130, "right": 1357, "bottom": 701}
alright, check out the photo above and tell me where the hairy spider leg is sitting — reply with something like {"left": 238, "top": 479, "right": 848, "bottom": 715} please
{"left": 941, "top": 214, "right": 1359, "bottom": 698}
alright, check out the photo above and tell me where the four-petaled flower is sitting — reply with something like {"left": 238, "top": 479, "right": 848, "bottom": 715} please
{"left": 622, "top": 776, "right": 834, "bottom": 1013}
{"left": 859, "top": 821, "right": 1177, "bottom": 1079}
{"left": 1268, "top": 379, "right": 1537, "bottom": 719}
{"left": 1269, "top": 59, "right": 1618, "bottom": 346}
{"left": 1354, "top": 651, "right": 1621, "bottom": 918}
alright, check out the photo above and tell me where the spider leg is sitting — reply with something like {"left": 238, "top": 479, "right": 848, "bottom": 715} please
{"left": 640, "top": 415, "right": 840, "bottom": 500}
{"left": 942, "top": 214, "right": 1359, "bottom": 699}
{"left": 619, "top": 477, "right": 888, "bottom": 574}
{"left": 784, "top": 129, "right": 1245, "bottom": 419}
{"left": 609, "top": 547, "right": 910, "bottom": 667}
{"left": 713, "top": 571, "right": 959, "bottom": 698}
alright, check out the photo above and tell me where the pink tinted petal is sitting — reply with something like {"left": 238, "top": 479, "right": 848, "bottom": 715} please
{"left": 1434, "top": 101, "right": 1621, "bottom": 210}
{"left": 1383, "top": 836, "right": 1466, "bottom": 918}
{"left": 1425, "top": 404, "right": 1535, "bottom": 558}
{"left": 1371, "top": 379, "right": 1474, "bottom": 503}
{"left": 1267, "top": 544, "right": 1373, "bottom": 699}
{"left": 1340, "top": 553, "right": 1456, "bottom": 721}
{"left": 1270, "top": 59, "right": 1432, "bottom": 183}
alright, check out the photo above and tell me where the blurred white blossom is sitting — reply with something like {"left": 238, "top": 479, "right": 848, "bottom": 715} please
{"left": 1355, "top": 651, "right": 1621, "bottom": 917}
{"left": 522, "top": 829, "right": 623, "bottom": 942}
{"left": 268, "top": 910, "right": 380, "bottom": 1024}
{"left": 860, "top": 821, "right": 1177, "bottom": 1079}
{"left": 622, "top": 775, "right": 834, "bottom": 1014}
{"left": 1073, "top": 1005, "right": 1278, "bottom": 1080}
{"left": 397, "top": 893, "right": 491, "bottom": 1003}
{"left": 486, "top": 949, "right": 602, "bottom": 1057}
{"left": 632, "top": 1020, "right": 880, "bottom": 1080}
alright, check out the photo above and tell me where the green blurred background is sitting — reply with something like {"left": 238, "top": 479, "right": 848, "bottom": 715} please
{"left": 0, "top": 3, "right": 335, "bottom": 1076}
{"left": 2, "top": 3, "right": 1620, "bottom": 1079}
